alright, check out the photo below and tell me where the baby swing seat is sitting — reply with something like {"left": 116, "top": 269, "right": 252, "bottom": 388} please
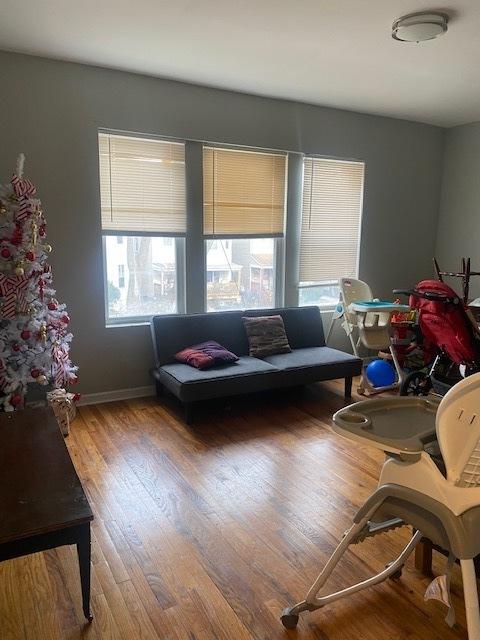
{"left": 281, "top": 373, "right": 480, "bottom": 639}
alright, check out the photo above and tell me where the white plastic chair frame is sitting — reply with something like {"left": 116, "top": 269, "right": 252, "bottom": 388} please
{"left": 281, "top": 373, "right": 480, "bottom": 639}
{"left": 332, "top": 277, "right": 403, "bottom": 395}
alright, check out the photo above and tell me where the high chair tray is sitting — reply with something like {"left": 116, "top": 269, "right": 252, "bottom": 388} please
{"left": 349, "top": 302, "right": 411, "bottom": 313}
{"left": 333, "top": 397, "right": 440, "bottom": 454}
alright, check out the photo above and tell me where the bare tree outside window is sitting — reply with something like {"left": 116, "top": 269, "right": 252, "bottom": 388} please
{"left": 105, "top": 236, "right": 177, "bottom": 320}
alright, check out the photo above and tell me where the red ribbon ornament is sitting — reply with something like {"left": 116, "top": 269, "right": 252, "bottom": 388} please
{"left": 11, "top": 175, "right": 37, "bottom": 222}
{"left": 11, "top": 175, "right": 36, "bottom": 198}
{"left": 52, "top": 344, "right": 70, "bottom": 387}
{"left": 0, "top": 274, "right": 30, "bottom": 318}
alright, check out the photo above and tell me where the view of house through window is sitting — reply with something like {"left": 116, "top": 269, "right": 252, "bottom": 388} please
{"left": 206, "top": 239, "right": 275, "bottom": 312}
{"left": 105, "top": 236, "right": 179, "bottom": 320}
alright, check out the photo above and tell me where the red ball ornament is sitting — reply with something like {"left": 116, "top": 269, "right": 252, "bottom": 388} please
{"left": 1, "top": 247, "right": 10, "bottom": 259}
{"left": 20, "top": 330, "right": 31, "bottom": 340}
{"left": 48, "top": 301, "right": 57, "bottom": 311}
{"left": 73, "top": 393, "right": 81, "bottom": 402}
{"left": 11, "top": 227, "right": 23, "bottom": 246}
{"left": 39, "top": 226, "right": 46, "bottom": 237}
{"left": 26, "top": 251, "right": 35, "bottom": 261}
{"left": 30, "top": 368, "right": 41, "bottom": 378}
{"left": 10, "top": 394, "right": 22, "bottom": 407}
{"left": 61, "top": 314, "right": 70, "bottom": 325}
{"left": 12, "top": 343, "right": 20, "bottom": 352}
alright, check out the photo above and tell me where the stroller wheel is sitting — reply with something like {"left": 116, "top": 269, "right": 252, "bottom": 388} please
{"left": 281, "top": 610, "right": 300, "bottom": 629}
{"left": 400, "top": 371, "right": 431, "bottom": 397}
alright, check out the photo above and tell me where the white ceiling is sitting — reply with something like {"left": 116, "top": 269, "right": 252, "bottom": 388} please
{"left": 0, "top": 1, "right": 479, "bottom": 127}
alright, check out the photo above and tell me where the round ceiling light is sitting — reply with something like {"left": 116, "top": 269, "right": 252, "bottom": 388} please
{"left": 392, "top": 11, "right": 448, "bottom": 42}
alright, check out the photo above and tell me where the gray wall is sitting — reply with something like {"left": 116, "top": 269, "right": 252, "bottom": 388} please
{"left": 0, "top": 51, "right": 444, "bottom": 395}
{"left": 435, "top": 122, "right": 480, "bottom": 299}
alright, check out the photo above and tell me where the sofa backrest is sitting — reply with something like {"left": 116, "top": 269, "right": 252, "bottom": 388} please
{"left": 243, "top": 306, "right": 325, "bottom": 350}
{"left": 151, "top": 306, "right": 325, "bottom": 366}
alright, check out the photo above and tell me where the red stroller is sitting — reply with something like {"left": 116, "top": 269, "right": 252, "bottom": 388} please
{"left": 395, "top": 279, "right": 480, "bottom": 396}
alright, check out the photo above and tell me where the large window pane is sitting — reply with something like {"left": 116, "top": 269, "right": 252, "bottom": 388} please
{"left": 299, "top": 283, "right": 340, "bottom": 309}
{"left": 105, "top": 236, "right": 178, "bottom": 321}
{"left": 206, "top": 239, "right": 275, "bottom": 312}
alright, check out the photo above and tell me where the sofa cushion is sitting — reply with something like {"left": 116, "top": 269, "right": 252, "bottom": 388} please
{"left": 264, "top": 346, "right": 362, "bottom": 384}
{"left": 175, "top": 340, "right": 239, "bottom": 369}
{"left": 244, "top": 306, "right": 325, "bottom": 349}
{"left": 157, "top": 356, "right": 279, "bottom": 402}
{"left": 242, "top": 315, "right": 292, "bottom": 358}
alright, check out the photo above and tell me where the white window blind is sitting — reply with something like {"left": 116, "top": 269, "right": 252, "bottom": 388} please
{"left": 299, "top": 158, "right": 364, "bottom": 283}
{"left": 98, "top": 133, "right": 186, "bottom": 235}
{"left": 203, "top": 146, "right": 287, "bottom": 237}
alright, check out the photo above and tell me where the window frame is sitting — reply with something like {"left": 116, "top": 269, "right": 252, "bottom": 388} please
{"left": 201, "top": 143, "right": 287, "bottom": 313}
{"left": 99, "top": 129, "right": 188, "bottom": 326}
{"left": 97, "top": 131, "right": 362, "bottom": 324}
{"left": 102, "top": 234, "right": 185, "bottom": 327}
{"left": 297, "top": 155, "right": 364, "bottom": 312}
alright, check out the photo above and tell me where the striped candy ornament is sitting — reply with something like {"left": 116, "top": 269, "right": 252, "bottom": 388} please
{"left": 11, "top": 175, "right": 36, "bottom": 198}
{"left": 0, "top": 274, "right": 30, "bottom": 319}
{"left": 15, "top": 199, "right": 33, "bottom": 222}
{"left": 53, "top": 344, "right": 70, "bottom": 387}
{"left": 11, "top": 175, "right": 36, "bottom": 223}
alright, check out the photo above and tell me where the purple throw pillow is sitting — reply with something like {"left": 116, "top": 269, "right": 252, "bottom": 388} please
{"left": 175, "top": 340, "right": 239, "bottom": 370}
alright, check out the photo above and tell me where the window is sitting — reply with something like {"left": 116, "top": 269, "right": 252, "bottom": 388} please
{"left": 99, "top": 133, "right": 186, "bottom": 323}
{"left": 205, "top": 238, "right": 275, "bottom": 311}
{"left": 98, "top": 131, "right": 364, "bottom": 322}
{"left": 118, "top": 264, "right": 125, "bottom": 288}
{"left": 203, "top": 146, "right": 286, "bottom": 311}
{"left": 298, "top": 157, "right": 364, "bottom": 309}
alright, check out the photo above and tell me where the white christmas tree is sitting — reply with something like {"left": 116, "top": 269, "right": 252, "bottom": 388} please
{"left": 0, "top": 154, "right": 78, "bottom": 411}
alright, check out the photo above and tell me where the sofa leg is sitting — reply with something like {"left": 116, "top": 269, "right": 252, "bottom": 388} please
{"left": 344, "top": 376, "right": 353, "bottom": 399}
{"left": 184, "top": 403, "right": 194, "bottom": 425}
{"left": 155, "top": 380, "right": 164, "bottom": 397}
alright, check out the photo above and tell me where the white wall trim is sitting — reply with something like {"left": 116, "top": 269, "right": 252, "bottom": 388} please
{"left": 77, "top": 385, "right": 155, "bottom": 406}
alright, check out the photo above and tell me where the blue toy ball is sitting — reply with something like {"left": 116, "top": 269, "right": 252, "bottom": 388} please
{"left": 366, "top": 359, "right": 396, "bottom": 388}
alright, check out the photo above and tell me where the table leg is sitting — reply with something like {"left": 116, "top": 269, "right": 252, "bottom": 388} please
{"left": 76, "top": 523, "right": 93, "bottom": 622}
{"left": 415, "top": 538, "right": 433, "bottom": 575}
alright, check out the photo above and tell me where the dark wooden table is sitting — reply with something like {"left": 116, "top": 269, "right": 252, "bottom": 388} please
{"left": 0, "top": 407, "right": 94, "bottom": 621}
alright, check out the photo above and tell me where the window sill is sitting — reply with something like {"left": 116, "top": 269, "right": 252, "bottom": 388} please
{"left": 106, "top": 321, "right": 151, "bottom": 329}
{"left": 319, "top": 306, "right": 337, "bottom": 314}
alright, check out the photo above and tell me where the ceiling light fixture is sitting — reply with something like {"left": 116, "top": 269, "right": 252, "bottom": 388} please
{"left": 392, "top": 11, "right": 448, "bottom": 42}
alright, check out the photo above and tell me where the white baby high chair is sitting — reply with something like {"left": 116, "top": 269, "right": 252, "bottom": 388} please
{"left": 281, "top": 372, "right": 480, "bottom": 639}
{"left": 327, "top": 277, "right": 408, "bottom": 394}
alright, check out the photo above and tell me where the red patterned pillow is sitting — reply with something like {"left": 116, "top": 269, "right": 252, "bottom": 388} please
{"left": 175, "top": 340, "right": 239, "bottom": 370}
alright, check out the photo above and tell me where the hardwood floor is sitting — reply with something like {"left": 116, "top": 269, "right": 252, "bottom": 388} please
{"left": 0, "top": 380, "right": 471, "bottom": 639}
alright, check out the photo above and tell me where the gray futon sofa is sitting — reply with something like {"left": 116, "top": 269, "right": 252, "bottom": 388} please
{"left": 150, "top": 306, "right": 362, "bottom": 422}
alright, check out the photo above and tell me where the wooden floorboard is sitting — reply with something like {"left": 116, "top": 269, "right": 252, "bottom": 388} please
{"left": 0, "top": 379, "right": 470, "bottom": 638}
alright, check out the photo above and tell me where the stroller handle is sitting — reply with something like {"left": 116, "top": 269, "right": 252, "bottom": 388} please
{"left": 393, "top": 288, "right": 460, "bottom": 304}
